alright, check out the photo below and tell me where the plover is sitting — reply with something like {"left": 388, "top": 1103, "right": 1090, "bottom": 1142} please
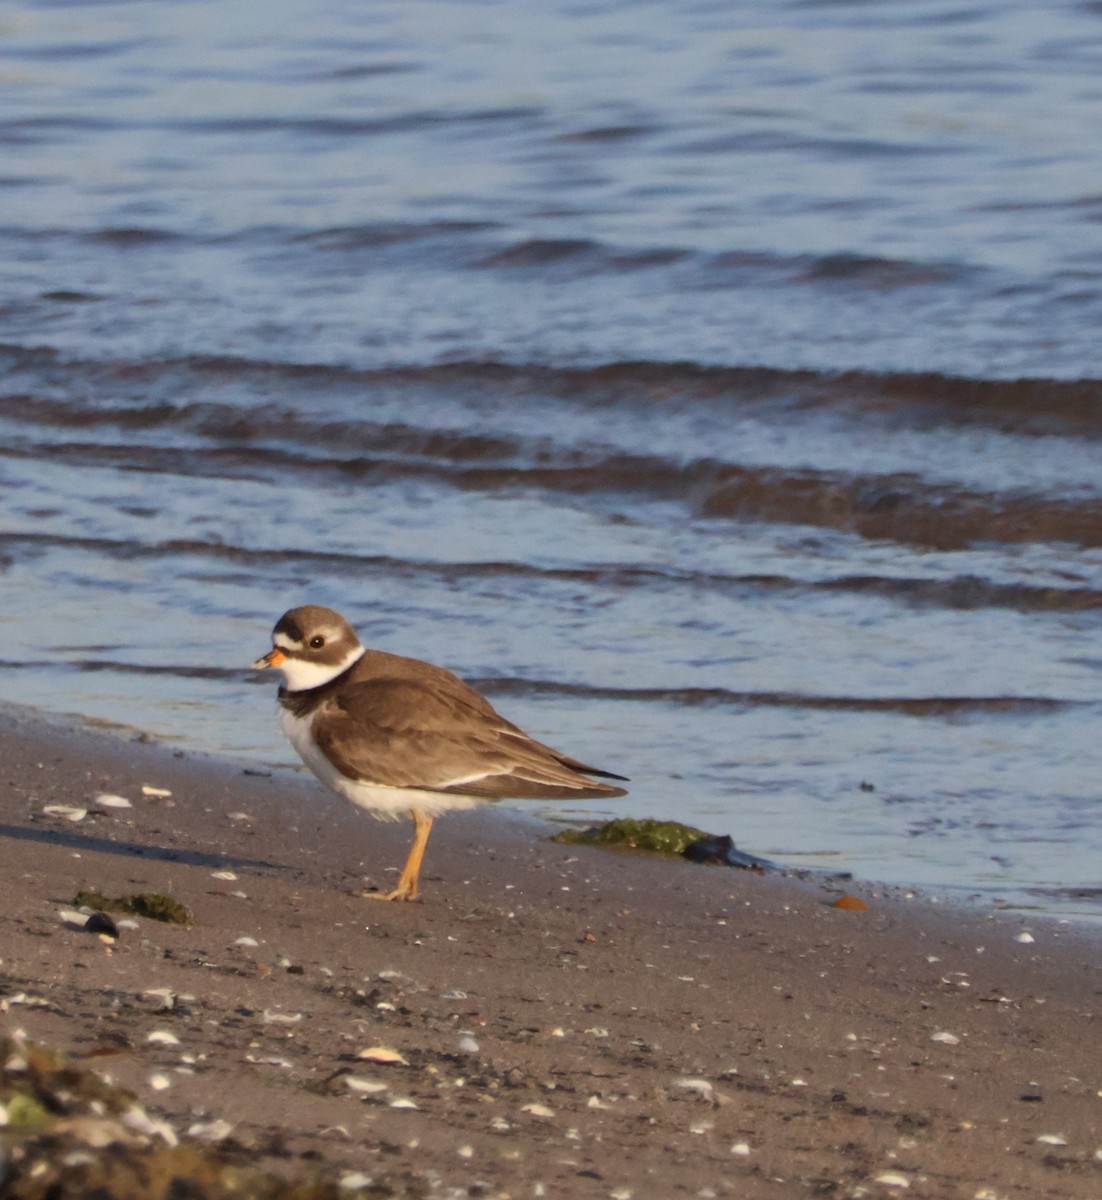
{"left": 252, "top": 605, "right": 627, "bottom": 900}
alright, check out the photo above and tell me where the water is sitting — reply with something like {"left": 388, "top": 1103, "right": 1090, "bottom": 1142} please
{"left": 2, "top": 0, "right": 1101, "bottom": 920}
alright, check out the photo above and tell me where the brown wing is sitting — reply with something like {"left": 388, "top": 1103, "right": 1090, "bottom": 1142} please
{"left": 311, "top": 677, "right": 627, "bottom": 800}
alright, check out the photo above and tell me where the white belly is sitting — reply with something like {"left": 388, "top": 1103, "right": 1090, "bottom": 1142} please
{"left": 279, "top": 707, "right": 482, "bottom": 821}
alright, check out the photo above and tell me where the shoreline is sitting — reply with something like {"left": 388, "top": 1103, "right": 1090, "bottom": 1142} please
{"left": 1, "top": 703, "right": 1100, "bottom": 1197}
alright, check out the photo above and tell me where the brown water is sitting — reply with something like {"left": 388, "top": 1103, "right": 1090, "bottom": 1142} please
{"left": 1, "top": 0, "right": 1101, "bottom": 919}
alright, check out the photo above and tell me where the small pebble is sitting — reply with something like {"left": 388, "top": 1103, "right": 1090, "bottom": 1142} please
{"left": 457, "top": 1035, "right": 480, "bottom": 1055}
{"left": 85, "top": 912, "right": 119, "bottom": 938}
{"left": 730, "top": 1141, "right": 751, "bottom": 1156}
{"left": 1015, "top": 931, "right": 1035, "bottom": 944}
{"left": 148, "top": 1073, "right": 172, "bottom": 1091}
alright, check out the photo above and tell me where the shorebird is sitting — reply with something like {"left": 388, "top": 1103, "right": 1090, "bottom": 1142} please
{"left": 252, "top": 605, "right": 627, "bottom": 900}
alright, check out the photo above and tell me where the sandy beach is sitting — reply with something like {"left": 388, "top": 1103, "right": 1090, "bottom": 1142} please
{"left": 1, "top": 703, "right": 1100, "bottom": 1199}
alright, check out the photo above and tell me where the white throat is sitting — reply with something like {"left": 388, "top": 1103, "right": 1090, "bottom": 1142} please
{"left": 277, "top": 644, "right": 364, "bottom": 692}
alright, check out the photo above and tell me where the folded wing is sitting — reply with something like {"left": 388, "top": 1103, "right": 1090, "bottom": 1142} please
{"left": 312, "top": 678, "right": 627, "bottom": 800}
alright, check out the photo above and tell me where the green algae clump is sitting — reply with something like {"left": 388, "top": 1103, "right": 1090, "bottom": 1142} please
{"left": 553, "top": 817, "right": 711, "bottom": 856}
{"left": 73, "top": 888, "right": 192, "bottom": 925}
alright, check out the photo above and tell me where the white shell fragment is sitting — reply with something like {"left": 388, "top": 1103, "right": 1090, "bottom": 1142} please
{"left": 456, "top": 1035, "right": 480, "bottom": 1055}
{"left": 1036, "top": 1134, "right": 1069, "bottom": 1146}
{"left": 340, "top": 1174, "right": 374, "bottom": 1190}
{"left": 2, "top": 993, "right": 51, "bottom": 1010}
{"left": 187, "top": 1119, "right": 234, "bottom": 1142}
{"left": 344, "top": 1077, "right": 389, "bottom": 1095}
{"left": 42, "top": 805, "right": 87, "bottom": 822}
{"left": 122, "top": 1104, "right": 178, "bottom": 1147}
{"left": 59, "top": 909, "right": 91, "bottom": 929}
{"left": 730, "top": 1141, "right": 751, "bottom": 1156}
{"left": 1016, "top": 931, "right": 1036, "bottom": 944}
{"left": 673, "top": 1077, "right": 715, "bottom": 1102}
{"left": 211, "top": 870, "right": 238, "bottom": 881}
{"left": 142, "top": 988, "right": 176, "bottom": 1011}
{"left": 148, "top": 1073, "right": 172, "bottom": 1091}
{"left": 92, "top": 793, "right": 132, "bottom": 809}
{"left": 141, "top": 785, "right": 172, "bottom": 797}
{"left": 521, "top": 1103, "right": 556, "bottom": 1118}
{"left": 931, "top": 1031, "right": 960, "bottom": 1045}
{"left": 874, "top": 1172, "right": 910, "bottom": 1188}
{"left": 245, "top": 1055, "right": 293, "bottom": 1068}
{"left": 388, "top": 1097, "right": 418, "bottom": 1109}
{"left": 146, "top": 1030, "right": 181, "bottom": 1046}
{"left": 233, "top": 937, "right": 259, "bottom": 948}
{"left": 263, "top": 1009, "right": 303, "bottom": 1025}
{"left": 357, "top": 1047, "right": 408, "bottom": 1065}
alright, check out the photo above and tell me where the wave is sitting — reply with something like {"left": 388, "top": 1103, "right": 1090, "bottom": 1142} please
{"left": 476, "top": 678, "right": 1084, "bottom": 717}
{"left": 3, "top": 345, "right": 1101, "bottom": 436}
{"left": 0, "top": 656, "right": 1081, "bottom": 718}
{"left": 4, "top": 533, "right": 1100, "bottom": 614}
{"left": 5, "top": 346, "right": 1102, "bottom": 549}
{"left": 5, "top": 432, "right": 1101, "bottom": 549}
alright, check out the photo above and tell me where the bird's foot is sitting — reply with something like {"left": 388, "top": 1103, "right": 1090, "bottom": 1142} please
{"left": 357, "top": 886, "right": 419, "bottom": 902}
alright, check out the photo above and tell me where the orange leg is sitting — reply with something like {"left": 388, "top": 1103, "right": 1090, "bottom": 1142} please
{"left": 365, "top": 810, "right": 434, "bottom": 901}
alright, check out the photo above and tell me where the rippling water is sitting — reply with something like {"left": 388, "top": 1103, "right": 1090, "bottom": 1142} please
{"left": 2, "top": 0, "right": 1101, "bottom": 919}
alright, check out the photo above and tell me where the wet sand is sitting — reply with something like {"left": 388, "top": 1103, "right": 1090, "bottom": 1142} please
{"left": 1, "top": 704, "right": 1100, "bottom": 1199}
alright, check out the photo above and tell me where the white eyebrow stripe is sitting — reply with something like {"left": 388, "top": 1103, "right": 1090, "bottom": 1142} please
{"left": 274, "top": 631, "right": 300, "bottom": 651}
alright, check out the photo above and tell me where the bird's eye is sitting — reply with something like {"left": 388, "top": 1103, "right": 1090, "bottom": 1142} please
{"left": 309, "top": 635, "right": 325, "bottom": 649}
